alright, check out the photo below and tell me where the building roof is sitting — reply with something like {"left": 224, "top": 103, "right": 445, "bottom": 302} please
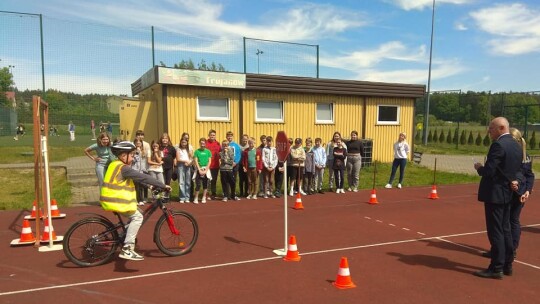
{"left": 131, "top": 67, "right": 425, "bottom": 98}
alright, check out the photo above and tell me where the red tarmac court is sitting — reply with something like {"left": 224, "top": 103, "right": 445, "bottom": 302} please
{"left": 1, "top": 183, "right": 540, "bottom": 303}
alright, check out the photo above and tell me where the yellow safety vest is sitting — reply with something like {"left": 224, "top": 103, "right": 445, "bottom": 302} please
{"left": 100, "top": 160, "right": 137, "bottom": 213}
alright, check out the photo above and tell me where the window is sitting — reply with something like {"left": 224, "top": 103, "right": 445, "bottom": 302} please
{"left": 256, "top": 100, "right": 283, "bottom": 122}
{"left": 197, "top": 97, "right": 229, "bottom": 121}
{"left": 377, "top": 105, "right": 400, "bottom": 125}
{"left": 316, "top": 103, "right": 334, "bottom": 124}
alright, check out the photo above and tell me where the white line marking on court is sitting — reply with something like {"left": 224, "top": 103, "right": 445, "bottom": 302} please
{"left": 376, "top": 220, "right": 383, "bottom": 223}
{"left": 417, "top": 232, "right": 426, "bottom": 236}
{"left": 389, "top": 224, "right": 396, "bottom": 227}
{"left": 402, "top": 228, "right": 410, "bottom": 231}
{"left": 364, "top": 216, "right": 371, "bottom": 220}
{"left": 3, "top": 223, "right": 540, "bottom": 297}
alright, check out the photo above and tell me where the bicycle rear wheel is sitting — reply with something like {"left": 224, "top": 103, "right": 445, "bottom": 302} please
{"left": 154, "top": 211, "right": 198, "bottom": 256}
{"left": 63, "top": 218, "right": 120, "bottom": 267}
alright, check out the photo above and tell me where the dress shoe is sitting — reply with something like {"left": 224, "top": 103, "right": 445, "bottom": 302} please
{"left": 473, "top": 269, "right": 503, "bottom": 279}
{"left": 503, "top": 267, "right": 513, "bottom": 276}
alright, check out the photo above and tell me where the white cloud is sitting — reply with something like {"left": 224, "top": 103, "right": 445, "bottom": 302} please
{"left": 470, "top": 3, "right": 540, "bottom": 55}
{"left": 385, "top": 0, "right": 472, "bottom": 11}
{"left": 454, "top": 22, "right": 468, "bottom": 31}
{"left": 49, "top": 1, "right": 366, "bottom": 43}
{"left": 355, "top": 58, "right": 465, "bottom": 84}
{"left": 321, "top": 41, "right": 426, "bottom": 70}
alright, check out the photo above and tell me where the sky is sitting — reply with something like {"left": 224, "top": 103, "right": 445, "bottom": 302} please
{"left": 1, "top": 0, "right": 540, "bottom": 95}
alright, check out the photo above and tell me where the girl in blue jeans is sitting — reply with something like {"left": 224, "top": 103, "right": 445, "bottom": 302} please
{"left": 385, "top": 132, "right": 410, "bottom": 189}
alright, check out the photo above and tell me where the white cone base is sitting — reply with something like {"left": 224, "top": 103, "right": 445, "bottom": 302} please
{"left": 273, "top": 248, "right": 287, "bottom": 256}
{"left": 10, "top": 239, "right": 36, "bottom": 246}
{"left": 39, "top": 244, "right": 63, "bottom": 252}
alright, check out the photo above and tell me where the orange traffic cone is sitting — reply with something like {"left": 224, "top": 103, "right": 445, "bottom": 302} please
{"left": 368, "top": 189, "right": 379, "bottom": 204}
{"left": 40, "top": 217, "right": 57, "bottom": 242}
{"left": 50, "top": 199, "right": 66, "bottom": 218}
{"left": 10, "top": 219, "right": 36, "bottom": 246}
{"left": 293, "top": 192, "right": 304, "bottom": 210}
{"left": 333, "top": 257, "right": 357, "bottom": 289}
{"left": 283, "top": 235, "right": 301, "bottom": 262}
{"left": 24, "top": 200, "right": 43, "bottom": 220}
{"left": 429, "top": 185, "right": 439, "bottom": 199}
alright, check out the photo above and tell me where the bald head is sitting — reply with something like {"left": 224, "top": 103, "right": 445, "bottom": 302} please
{"left": 488, "top": 117, "right": 509, "bottom": 140}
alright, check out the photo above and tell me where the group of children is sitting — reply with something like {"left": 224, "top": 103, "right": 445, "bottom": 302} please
{"left": 88, "top": 129, "right": 373, "bottom": 205}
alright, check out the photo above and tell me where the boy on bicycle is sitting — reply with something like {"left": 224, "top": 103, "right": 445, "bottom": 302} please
{"left": 100, "top": 141, "right": 171, "bottom": 261}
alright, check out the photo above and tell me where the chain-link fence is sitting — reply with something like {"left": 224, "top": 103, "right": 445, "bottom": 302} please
{"left": 415, "top": 91, "right": 540, "bottom": 149}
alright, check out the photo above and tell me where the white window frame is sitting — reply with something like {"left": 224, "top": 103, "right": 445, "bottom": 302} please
{"left": 315, "top": 102, "right": 334, "bottom": 124}
{"left": 377, "top": 105, "right": 400, "bottom": 125}
{"left": 255, "top": 99, "right": 284, "bottom": 123}
{"left": 196, "top": 96, "right": 230, "bottom": 121}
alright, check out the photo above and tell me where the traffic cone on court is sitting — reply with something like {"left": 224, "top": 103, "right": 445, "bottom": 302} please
{"left": 429, "top": 185, "right": 439, "bottom": 199}
{"left": 24, "top": 200, "right": 43, "bottom": 220}
{"left": 293, "top": 192, "right": 304, "bottom": 210}
{"left": 283, "top": 235, "right": 301, "bottom": 262}
{"left": 333, "top": 257, "right": 357, "bottom": 289}
{"left": 10, "top": 219, "right": 36, "bottom": 246}
{"left": 50, "top": 199, "right": 66, "bottom": 218}
{"left": 368, "top": 189, "right": 379, "bottom": 205}
{"left": 40, "top": 217, "right": 57, "bottom": 242}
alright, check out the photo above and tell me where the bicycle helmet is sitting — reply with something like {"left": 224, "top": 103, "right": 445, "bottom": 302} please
{"left": 111, "top": 141, "right": 136, "bottom": 156}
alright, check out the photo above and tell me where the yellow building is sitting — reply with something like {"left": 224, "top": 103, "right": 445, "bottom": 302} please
{"left": 125, "top": 67, "right": 425, "bottom": 162}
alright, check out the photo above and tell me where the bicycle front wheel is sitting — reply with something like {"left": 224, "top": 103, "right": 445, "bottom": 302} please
{"left": 154, "top": 211, "right": 198, "bottom": 256}
{"left": 63, "top": 218, "right": 120, "bottom": 267}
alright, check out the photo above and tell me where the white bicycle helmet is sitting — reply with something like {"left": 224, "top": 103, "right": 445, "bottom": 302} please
{"left": 111, "top": 141, "right": 136, "bottom": 156}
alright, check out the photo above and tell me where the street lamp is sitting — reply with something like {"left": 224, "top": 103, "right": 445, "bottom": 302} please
{"left": 256, "top": 49, "right": 264, "bottom": 74}
{"left": 423, "top": 0, "right": 436, "bottom": 145}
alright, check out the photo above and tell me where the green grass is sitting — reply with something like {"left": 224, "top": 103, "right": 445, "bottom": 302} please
{"left": 0, "top": 168, "right": 71, "bottom": 211}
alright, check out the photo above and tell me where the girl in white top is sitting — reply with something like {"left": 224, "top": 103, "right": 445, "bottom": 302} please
{"left": 385, "top": 132, "right": 410, "bottom": 189}
{"left": 176, "top": 138, "right": 193, "bottom": 203}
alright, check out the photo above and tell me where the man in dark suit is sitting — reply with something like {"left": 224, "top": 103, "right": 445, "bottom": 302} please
{"left": 473, "top": 117, "right": 522, "bottom": 279}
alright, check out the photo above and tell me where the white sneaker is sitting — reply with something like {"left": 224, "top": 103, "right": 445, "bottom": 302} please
{"left": 201, "top": 198, "right": 206, "bottom": 203}
{"left": 252, "top": 196, "right": 258, "bottom": 200}
{"left": 385, "top": 184, "right": 392, "bottom": 189}
{"left": 246, "top": 195, "right": 252, "bottom": 199}
{"left": 336, "top": 189, "right": 340, "bottom": 193}
{"left": 193, "top": 198, "right": 199, "bottom": 204}
{"left": 222, "top": 197, "right": 228, "bottom": 202}
{"left": 138, "top": 201, "right": 145, "bottom": 206}
{"left": 299, "top": 190, "right": 307, "bottom": 195}
{"left": 179, "top": 200, "right": 185, "bottom": 203}
{"left": 289, "top": 189, "right": 294, "bottom": 196}
{"left": 119, "top": 245, "right": 144, "bottom": 261}
{"left": 348, "top": 187, "right": 352, "bottom": 192}
{"left": 353, "top": 189, "right": 358, "bottom": 192}
{"left": 264, "top": 195, "right": 268, "bottom": 199}
{"left": 341, "top": 189, "right": 346, "bottom": 193}
{"left": 397, "top": 183, "right": 402, "bottom": 189}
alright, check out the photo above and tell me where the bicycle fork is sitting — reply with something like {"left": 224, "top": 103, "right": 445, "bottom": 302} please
{"left": 165, "top": 211, "right": 180, "bottom": 235}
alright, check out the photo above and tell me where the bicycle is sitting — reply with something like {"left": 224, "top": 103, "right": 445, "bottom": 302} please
{"left": 63, "top": 189, "right": 198, "bottom": 267}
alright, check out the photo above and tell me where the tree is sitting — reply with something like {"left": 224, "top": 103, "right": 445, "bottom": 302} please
{"left": 161, "top": 59, "right": 226, "bottom": 71}
{"left": 453, "top": 128, "right": 459, "bottom": 144}
{"left": 460, "top": 130, "right": 466, "bottom": 145}
{"left": 446, "top": 130, "right": 452, "bottom": 144}
{"left": 467, "top": 131, "right": 474, "bottom": 145}
{"left": 427, "top": 130, "right": 433, "bottom": 143}
{"left": 483, "top": 134, "right": 491, "bottom": 146}
{"left": 438, "top": 130, "right": 445, "bottom": 143}
{"left": 475, "top": 132, "right": 482, "bottom": 146}
{"left": 0, "top": 67, "right": 15, "bottom": 108}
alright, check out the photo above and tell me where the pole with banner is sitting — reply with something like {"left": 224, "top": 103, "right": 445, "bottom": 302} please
{"left": 273, "top": 131, "right": 291, "bottom": 256}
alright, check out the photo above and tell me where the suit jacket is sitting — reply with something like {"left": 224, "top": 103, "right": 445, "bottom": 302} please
{"left": 477, "top": 133, "right": 522, "bottom": 204}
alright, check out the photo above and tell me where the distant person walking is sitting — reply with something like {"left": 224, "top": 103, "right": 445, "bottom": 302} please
{"left": 68, "top": 121, "right": 76, "bottom": 141}
{"left": 91, "top": 119, "right": 96, "bottom": 140}
{"left": 14, "top": 124, "right": 25, "bottom": 141}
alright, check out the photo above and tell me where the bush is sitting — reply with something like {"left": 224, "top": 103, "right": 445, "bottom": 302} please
{"left": 438, "top": 130, "right": 445, "bottom": 143}
{"left": 415, "top": 130, "right": 421, "bottom": 142}
{"left": 483, "top": 134, "right": 491, "bottom": 146}
{"left": 453, "top": 128, "right": 459, "bottom": 144}
{"left": 475, "top": 132, "right": 482, "bottom": 146}
{"left": 428, "top": 130, "right": 433, "bottom": 143}
{"left": 460, "top": 130, "right": 466, "bottom": 145}
{"left": 433, "top": 129, "right": 438, "bottom": 143}
{"left": 446, "top": 130, "right": 452, "bottom": 144}
{"left": 467, "top": 131, "right": 474, "bottom": 145}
